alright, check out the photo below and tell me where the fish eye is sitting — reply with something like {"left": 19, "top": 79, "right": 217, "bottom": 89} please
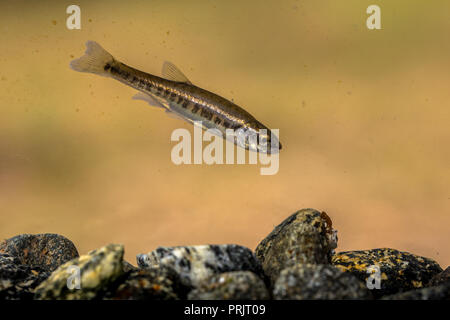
{"left": 258, "top": 134, "right": 268, "bottom": 145}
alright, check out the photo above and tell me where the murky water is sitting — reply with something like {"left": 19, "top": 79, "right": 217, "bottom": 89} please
{"left": 0, "top": 0, "right": 449, "bottom": 267}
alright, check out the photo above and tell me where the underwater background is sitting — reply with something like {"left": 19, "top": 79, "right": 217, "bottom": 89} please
{"left": 0, "top": 0, "right": 449, "bottom": 266}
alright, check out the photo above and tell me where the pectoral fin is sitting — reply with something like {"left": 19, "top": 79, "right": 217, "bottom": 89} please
{"left": 132, "top": 92, "right": 167, "bottom": 110}
{"left": 133, "top": 91, "right": 191, "bottom": 125}
{"left": 164, "top": 110, "right": 187, "bottom": 121}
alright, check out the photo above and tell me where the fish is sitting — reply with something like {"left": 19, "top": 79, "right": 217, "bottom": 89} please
{"left": 70, "top": 41, "right": 281, "bottom": 153}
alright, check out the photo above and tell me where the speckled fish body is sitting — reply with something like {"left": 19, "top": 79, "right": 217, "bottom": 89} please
{"left": 108, "top": 61, "right": 259, "bottom": 133}
{"left": 70, "top": 41, "right": 281, "bottom": 152}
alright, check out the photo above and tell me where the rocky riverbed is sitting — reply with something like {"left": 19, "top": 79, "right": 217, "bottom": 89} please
{"left": 0, "top": 209, "right": 448, "bottom": 300}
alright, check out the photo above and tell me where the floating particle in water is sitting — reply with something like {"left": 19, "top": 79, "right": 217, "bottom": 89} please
{"left": 51, "top": 20, "right": 57, "bottom": 25}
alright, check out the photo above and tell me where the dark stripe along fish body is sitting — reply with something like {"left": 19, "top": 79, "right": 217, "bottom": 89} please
{"left": 70, "top": 41, "right": 281, "bottom": 153}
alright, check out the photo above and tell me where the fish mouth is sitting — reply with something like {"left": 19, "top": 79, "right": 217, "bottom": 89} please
{"left": 256, "top": 134, "right": 282, "bottom": 154}
{"left": 255, "top": 141, "right": 282, "bottom": 154}
{"left": 235, "top": 126, "right": 282, "bottom": 154}
{"left": 269, "top": 143, "right": 282, "bottom": 154}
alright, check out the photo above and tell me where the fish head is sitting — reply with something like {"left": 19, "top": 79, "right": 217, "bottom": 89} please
{"left": 236, "top": 122, "right": 282, "bottom": 154}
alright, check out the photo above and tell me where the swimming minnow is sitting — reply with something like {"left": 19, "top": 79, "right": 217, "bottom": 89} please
{"left": 70, "top": 41, "right": 281, "bottom": 153}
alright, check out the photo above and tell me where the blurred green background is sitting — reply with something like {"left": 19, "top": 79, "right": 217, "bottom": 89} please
{"left": 0, "top": 0, "right": 449, "bottom": 266}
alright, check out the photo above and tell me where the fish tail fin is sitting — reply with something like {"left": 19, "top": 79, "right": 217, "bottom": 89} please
{"left": 70, "top": 41, "right": 114, "bottom": 76}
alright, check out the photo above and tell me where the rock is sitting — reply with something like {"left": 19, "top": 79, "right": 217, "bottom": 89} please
{"left": 332, "top": 248, "right": 442, "bottom": 298}
{"left": 255, "top": 209, "right": 337, "bottom": 283}
{"left": 382, "top": 282, "right": 450, "bottom": 300}
{"left": 0, "top": 234, "right": 79, "bottom": 272}
{"left": 34, "top": 244, "right": 124, "bottom": 299}
{"left": 137, "top": 244, "right": 264, "bottom": 289}
{"left": 428, "top": 266, "right": 450, "bottom": 286}
{"left": 106, "top": 267, "right": 182, "bottom": 300}
{"left": 0, "top": 253, "right": 50, "bottom": 299}
{"left": 272, "top": 264, "right": 372, "bottom": 300}
{"left": 122, "top": 260, "right": 138, "bottom": 273}
{"left": 187, "top": 271, "right": 270, "bottom": 300}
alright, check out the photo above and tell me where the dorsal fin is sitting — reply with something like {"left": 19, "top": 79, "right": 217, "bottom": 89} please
{"left": 162, "top": 61, "right": 192, "bottom": 84}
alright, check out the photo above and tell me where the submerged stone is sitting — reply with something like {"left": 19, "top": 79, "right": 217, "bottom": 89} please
{"left": 255, "top": 209, "right": 338, "bottom": 283}
{"left": 0, "top": 233, "right": 79, "bottom": 273}
{"left": 428, "top": 266, "right": 450, "bottom": 286}
{"left": 137, "top": 244, "right": 264, "bottom": 289}
{"left": 106, "top": 267, "right": 182, "bottom": 300}
{"left": 332, "top": 248, "right": 442, "bottom": 298}
{"left": 122, "top": 260, "right": 138, "bottom": 273}
{"left": 187, "top": 271, "right": 270, "bottom": 300}
{"left": 382, "top": 281, "right": 450, "bottom": 300}
{"left": 0, "top": 253, "right": 50, "bottom": 300}
{"left": 34, "top": 244, "right": 124, "bottom": 300}
{"left": 272, "top": 264, "right": 372, "bottom": 300}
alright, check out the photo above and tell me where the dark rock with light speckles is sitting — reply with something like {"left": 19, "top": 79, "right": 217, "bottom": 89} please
{"left": 332, "top": 248, "right": 442, "bottom": 298}
{"left": 272, "top": 264, "right": 372, "bottom": 300}
{"left": 255, "top": 209, "right": 338, "bottom": 284}
{"left": 34, "top": 244, "right": 124, "bottom": 300}
{"left": 381, "top": 281, "right": 450, "bottom": 300}
{"left": 0, "top": 234, "right": 79, "bottom": 273}
{"left": 0, "top": 253, "right": 50, "bottom": 299}
{"left": 1, "top": 226, "right": 445, "bottom": 301}
{"left": 137, "top": 244, "right": 264, "bottom": 289}
{"left": 187, "top": 271, "right": 270, "bottom": 300}
{"left": 122, "top": 260, "right": 138, "bottom": 273}
{"left": 428, "top": 266, "right": 450, "bottom": 286}
{"left": 106, "top": 266, "right": 183, "bottom": 300}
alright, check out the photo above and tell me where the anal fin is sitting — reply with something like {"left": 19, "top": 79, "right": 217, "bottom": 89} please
{"left": 132, "top": 91, "right": 192, "bottom": 125}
